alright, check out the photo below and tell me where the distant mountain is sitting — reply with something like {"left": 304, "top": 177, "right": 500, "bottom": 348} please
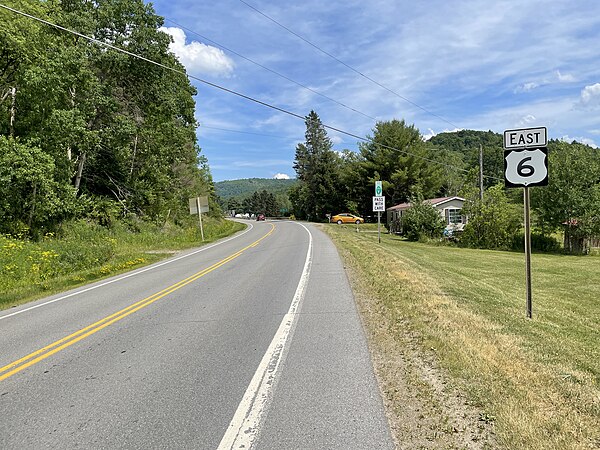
{"left": 428, "top": 129, "right": 502, "bottom": 153}
{"left": 215, "top": 178, "right": 298, "bottom": 199}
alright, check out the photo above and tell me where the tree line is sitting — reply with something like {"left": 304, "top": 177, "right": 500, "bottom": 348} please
{"left": 290, "top": 111, "right": 600, "bottom": 254}
{"left": 0, "top": 0, "right": 215, "bottom": 237}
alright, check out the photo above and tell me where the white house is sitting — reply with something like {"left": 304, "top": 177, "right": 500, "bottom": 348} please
{"left": 386, "top": 196, "right": 466, "bottom": 233}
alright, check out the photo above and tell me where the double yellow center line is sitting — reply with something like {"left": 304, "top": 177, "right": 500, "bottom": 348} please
{"left": 0, "top": 224, "right": 275, "bottom": 382}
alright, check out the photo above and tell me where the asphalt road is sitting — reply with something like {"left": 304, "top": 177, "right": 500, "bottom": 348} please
{"left": 0, "top": 220, "right": 393, "bottom": 449}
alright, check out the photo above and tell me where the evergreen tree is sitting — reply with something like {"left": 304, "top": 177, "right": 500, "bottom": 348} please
{"left": 358, "top": 119, "right": 444, "bottom": 213}
{"left": 292, "top": 110, "right": 343, "bottom": 221}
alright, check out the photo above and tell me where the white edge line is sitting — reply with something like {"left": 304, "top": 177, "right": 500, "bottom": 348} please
{"left": 0, "top": 221, "right": 254, "bottom": 321}
{"left": 217, "top": 222, "right": 313, "bottom": 450}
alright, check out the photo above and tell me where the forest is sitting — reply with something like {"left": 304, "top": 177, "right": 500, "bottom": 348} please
{"left": 0, "top": 0, "right": 216, "bottom": 238}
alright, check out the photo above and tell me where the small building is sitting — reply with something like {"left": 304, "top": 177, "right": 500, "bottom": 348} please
{"left": 387, "top": 196, "right": 466, "bottom": 233}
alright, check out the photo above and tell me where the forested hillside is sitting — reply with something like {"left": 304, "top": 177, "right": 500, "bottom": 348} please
{"left": 428, "top": 129, "right": 504, "bottom": 189}
{"left": 215, "top": 178, "right": 297, "bottom": 199}
{"left": 0, "top": 0, "right": 215, "bottom": 237}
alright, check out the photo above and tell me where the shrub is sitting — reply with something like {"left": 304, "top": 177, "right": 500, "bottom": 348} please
{"left": 460, "top": 184, "right": 521, "bottom": 250}
{"left": 511, "top": 232, "right": 561, "bottom": 252}
{"left": 402, "top": 196, "right": 445, "bottom": 241}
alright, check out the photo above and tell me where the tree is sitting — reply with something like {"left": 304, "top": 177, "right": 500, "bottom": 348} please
{"left": 531, "top": 141, "right": 600, "bottom": 253}
{"left": 0, "top": 0, "right": 213, "bottom": 232}
{"left": 460, "top": 184, "right": 521, "bottom": 250}
{"left": 292, "top": 111, "right": 343, "bottom": 220}
{"left": 358, "top": 119, "right": 444, "bottom": 215}
{"left": 0, "top": 137, "right": 76, "bottom": 235}
{"left": 428, "top": 129, "right": 504, "bottom": 189}
{"left": 401, "top": 191, "right": 445, "bottom": 241}
{"left": 244, "top": 190, "right": 278, "bottom": 216}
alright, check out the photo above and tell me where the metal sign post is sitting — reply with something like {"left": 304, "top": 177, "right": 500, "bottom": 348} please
{"left": 524, "top": 187, "right": 532, "bottom": 318}
{"left": 373, "top": 187, "right": 385, "bottom": 244}
{"left": 189, "top": 196, "right": 209, "bottom": 242}
{"left": 503, "top": 127, "right": 548, "bottom": 319}
{"left": 195, "top": 197, "right": 204, "bottom": 242}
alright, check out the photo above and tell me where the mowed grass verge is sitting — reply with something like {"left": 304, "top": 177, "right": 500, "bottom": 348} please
{"left": 324, "top": 224, "right": 599, "bottom": 449}
{"left": 0, "top": 218, "right": 245, "bottom": 310}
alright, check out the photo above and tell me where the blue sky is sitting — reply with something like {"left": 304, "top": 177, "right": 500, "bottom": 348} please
{"left": 149, "top": 0, "right": 600, "bottom": 181}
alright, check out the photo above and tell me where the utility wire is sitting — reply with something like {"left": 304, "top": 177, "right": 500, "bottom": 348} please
{"left": 164, "top": 18, "right": 378, "bottom": 121}
{"left": 200, "top": 124, "right": 290, "bottom": 139}
{"left": 238, "top": 0, "right": 462, "bottom": 130}
{"left": 0, "top": 3, "right": 502, "bottom": 182}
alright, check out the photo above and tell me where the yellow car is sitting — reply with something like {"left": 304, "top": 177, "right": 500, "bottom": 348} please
{"left": 331, "top": 213, "right": 364, "bottom": 224}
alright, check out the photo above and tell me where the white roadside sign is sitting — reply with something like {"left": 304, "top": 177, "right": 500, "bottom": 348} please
{"left": 372, "top": 196, "right": 385, "bottom": 212}
{"left": 189, "top": 196, "right": 209, "bottom": 214}
{"left": 503, "top": 127, "right": 547, "bottom": 149}
{"left": 504, "top": 148, "right": 548, "bottom": 187}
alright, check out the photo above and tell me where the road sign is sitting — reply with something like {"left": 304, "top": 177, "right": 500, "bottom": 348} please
{"left": 504, "top": 147, "right": 548, "bottom": 188}
{"left": 189, "top": 196, "right": 209, "bottom": 242}
{"left": 375, "top": 181, "right": 382, "bottom": 196}
{"left": 189, "top": 196, "right": 209, "bottom": 214}
{"left": 503, "top": 125, "right": 549, "bottom": 319}
{"left": 372, "top": 196, "right": 385, "bottom": 212}
{"left": 503, "top": 127, "right": 547, "bottom": 149}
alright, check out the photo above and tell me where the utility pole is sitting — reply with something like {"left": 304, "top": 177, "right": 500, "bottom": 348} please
{"left": 479, "top": 144, "right": 484, "bottom": 201}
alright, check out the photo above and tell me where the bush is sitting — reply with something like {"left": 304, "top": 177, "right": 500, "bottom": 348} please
{"left": 511, "top": 232, "right": 561, "bottom": 252}
{"left": 0, "top": 137, "right": 77, "bottom": 236}
{"left": 402, "top": 197, "right": 445, "bottom": 241}
{"left": 460, "top": 184, "right": 521, "bottom": 250}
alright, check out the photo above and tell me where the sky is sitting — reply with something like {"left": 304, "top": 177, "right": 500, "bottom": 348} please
{"left": 148, "top": 0, "right": 600, "bottom": 181}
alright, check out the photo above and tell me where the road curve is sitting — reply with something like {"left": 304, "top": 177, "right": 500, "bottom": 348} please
{"left": 0, "top": 220, "right": 393, "bottom": 449}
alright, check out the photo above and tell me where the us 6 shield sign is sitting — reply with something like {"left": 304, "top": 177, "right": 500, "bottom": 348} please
{"left": 504, "top": 148, "right": 548, "bottom": 188}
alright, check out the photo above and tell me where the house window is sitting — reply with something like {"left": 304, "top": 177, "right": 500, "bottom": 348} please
{"left": 446, "top": 208, "right": 463, "bottom": 224}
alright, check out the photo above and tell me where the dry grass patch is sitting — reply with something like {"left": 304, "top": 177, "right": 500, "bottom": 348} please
{"left": 323, "top": 225, "right": 600, "bottom": 449}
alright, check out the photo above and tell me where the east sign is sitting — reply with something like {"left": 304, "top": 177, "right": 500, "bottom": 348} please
{"left": 503, "top": 126, "right": 548, "bottom": 188}
{"left": 503, "top": 127, "right": 547, "bottom": 149}
{"left": 502, "top": 126, "right": 549, "bottom": 319}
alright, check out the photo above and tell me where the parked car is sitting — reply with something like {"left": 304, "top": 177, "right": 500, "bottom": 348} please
{"left": 330, "top": 213, "right": 364, "bottom": 224}
{"left": 256, "top": 214, "right": 266, "bottom": 221}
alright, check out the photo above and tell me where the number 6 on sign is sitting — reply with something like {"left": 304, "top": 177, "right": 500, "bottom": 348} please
{"left": 504, "top": 148, "right": 548, "bottom": 188}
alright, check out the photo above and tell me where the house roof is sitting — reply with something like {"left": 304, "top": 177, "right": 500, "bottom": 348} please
{"left": 387, "top": 196, "right": 464, "bottom": 211}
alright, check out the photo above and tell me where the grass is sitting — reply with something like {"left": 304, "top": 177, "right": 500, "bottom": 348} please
{"left": 323, "top": 224, "right": 600, "bottom": 449}
{"left": 0, "top": 217, "right": 245, "bottom": 310}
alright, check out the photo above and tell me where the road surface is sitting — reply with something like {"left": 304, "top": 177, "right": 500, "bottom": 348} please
{"left": 0, "top": 220, "right": 393, "bottom": 449}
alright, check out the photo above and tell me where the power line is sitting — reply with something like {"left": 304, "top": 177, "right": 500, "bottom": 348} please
{"left": 164, "top": 18, "right": 378, "bottom": 121}
{"left": 0, "top": 2, "right": 502, "bottom": 182}
{"left": 238, "top": 0, "right": 462, "bottom": 130}
{"left": 200, "top": 124, "right": 291, "bottom": 139}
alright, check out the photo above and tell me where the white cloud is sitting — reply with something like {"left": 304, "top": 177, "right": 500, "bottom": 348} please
{"left": 160, "top": 27, "right": 234, "bottom": 77}
{"left": 578, "top": 83, "right": 600, "bottom": 109}
{"left": 514, "top": 82, "right": 539, "bottom": 93}
{"left": 273, "top": 173, "right": 290, "bottom": 179}
{"left": 421, "top": 128, "right": 436, "bottom": 141}
{"left": 517, "top": 114, "right": 537, "bottom": 126}
{"left": 560, "top": 135, "right": 598, "bottom": 148}
{"left": 589, "top": 129, "right": 600, "bottom": 135}
{"left": 421, "top": 127, "right": 463, "bottom": 141}
{"left": 514, "top": 72, "right": 575, "bottom": 94}
{"left": 330, "top": 135, "right": 344, "bottom": 145}
{"left": 556, "top": 70, "right": 575, "bottom": 82}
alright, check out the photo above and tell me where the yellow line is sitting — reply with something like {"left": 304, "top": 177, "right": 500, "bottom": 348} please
{"left": 0, "top": 224, "right": 275, "bottom": 382}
